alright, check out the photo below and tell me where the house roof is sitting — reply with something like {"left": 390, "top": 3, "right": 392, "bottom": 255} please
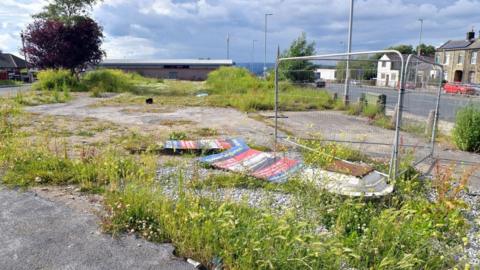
{"left": 100, "top": 59, "right": 234, "bottom": 66}
{"left": 438, "top": 39, "right": 475, "bottom": 50}
{"left": 0, "top": 53, "right": 27, "bottom": 69}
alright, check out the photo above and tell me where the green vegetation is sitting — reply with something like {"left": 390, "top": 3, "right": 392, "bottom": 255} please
{"left": 453, "top": 104, "right": 480, "bottom": 152}
{"left": 279, "top": 32, "right": 317, "bottom": 82}
{"left": 206, "top": 66, "right": 334, "bottom": 111}
{"left": 0, "top": 101, "right": 471, "bottom": 269}
{"left": 33, "top": 69, "right": 85, "bottom": 92}
{"left": 0, "top": 80, "right": 23, "bottom": 87}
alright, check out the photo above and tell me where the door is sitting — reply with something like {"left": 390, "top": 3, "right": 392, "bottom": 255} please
{"left": 454, "top": 70, "right": 463, "bottom": 82}
{"left": 385, "top": 74, "right": 390, "bottom": 87}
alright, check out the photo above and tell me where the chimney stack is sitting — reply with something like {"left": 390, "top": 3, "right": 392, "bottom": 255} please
{"left": 467, "top": 28, "right": 475, "bottom": 41}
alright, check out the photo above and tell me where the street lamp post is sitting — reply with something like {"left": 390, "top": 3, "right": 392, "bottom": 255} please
{"left": 264, "top": 13, "right": 273, "bottom": 79}
{"left": 343, "top": 0, "right": 354, "bottom": 105}
{"left": 251, "top": 39, "right": 257, "bottom": 73}
{"left": 414, "top": 18, "right": 424, "bottom": 88}
{"left": 226, "top": 33, "right": 230, "bottom": 59}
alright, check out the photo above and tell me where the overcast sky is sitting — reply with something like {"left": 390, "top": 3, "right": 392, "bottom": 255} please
{"left": 1, "top": 0, "right": 480, "bottom": 62}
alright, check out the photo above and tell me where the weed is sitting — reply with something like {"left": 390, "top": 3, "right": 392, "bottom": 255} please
{"left": 452, "top": 104, "right": 480, "bottom": 152}
{"left": 168, "top": 131, "right": 188, "bottom": 140}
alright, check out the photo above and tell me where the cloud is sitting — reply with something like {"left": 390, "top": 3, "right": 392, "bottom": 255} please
{"left": 1, "top": 0, "right": 480, "bottom": 61}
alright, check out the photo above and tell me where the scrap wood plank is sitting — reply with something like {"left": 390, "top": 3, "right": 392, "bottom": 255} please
{"left": 326, "top": 160, "right": 374, "bottom": 178}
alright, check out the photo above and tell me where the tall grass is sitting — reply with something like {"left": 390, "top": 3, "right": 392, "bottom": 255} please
{"left": 33, "top": 69, "right": 85, "bottom": 92}
{"left": 206, "top": 67, "right": 334, "bottom": 111}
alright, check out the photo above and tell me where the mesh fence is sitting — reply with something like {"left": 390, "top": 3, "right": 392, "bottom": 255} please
{"left": 394, "top": 55, "right": 443, "bottom": 176}
{"left": 273, "top": 51, "right": 442, "bottom": 179}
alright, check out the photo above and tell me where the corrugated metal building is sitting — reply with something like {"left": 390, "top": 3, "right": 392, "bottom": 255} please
{"left": 98, "top": 59, "right": 234, "bottom": 81}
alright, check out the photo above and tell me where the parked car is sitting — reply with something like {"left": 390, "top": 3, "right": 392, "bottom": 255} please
{"left": 467, "top": 83, "right": 480, "bottom": 95}
{"left": 351, "top": 80, "right": 361, "bottom": 86}
{"left": 315, "top": 79, "right": 326, "bottom": 88}
{"left": 443, "top": 82, "right": 476, "bottom": 95}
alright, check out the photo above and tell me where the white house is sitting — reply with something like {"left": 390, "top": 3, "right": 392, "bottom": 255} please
{"left": 376, "top": 54, "right": 402, "bottom": 88}
{"left": 315, "top": 68, "right": 336, "bottom": 81}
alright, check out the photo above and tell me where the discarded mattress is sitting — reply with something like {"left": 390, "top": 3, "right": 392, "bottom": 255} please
{"left": 163, "top": 138, "right": 248, "bottom": 153}
{"left": 199, "top": 145, "right": 302, "bottom": 183}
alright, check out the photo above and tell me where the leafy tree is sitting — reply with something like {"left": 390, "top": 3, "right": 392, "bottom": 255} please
{"left": 34, "top": 0, "right": 100, "bottom": 24}
{"left": 387, "top": 44, "right": 414, "bottom": 55}
{"left": 336, "top": 56, "right": 377, "bottom": 82}
{"left": 280, "top": 32, "right": 317, "bottom": 82}
{"left": 22, "top": 17, "right": 104, "bottom": 75}
{"left": 415, "top": 44, "right": 436, "bottom": 57}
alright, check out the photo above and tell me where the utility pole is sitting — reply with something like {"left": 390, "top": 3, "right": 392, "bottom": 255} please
{"left": 414, "top": 18, "right": 424, "bottom": 88}
{"left": 251, "top": 39, "right": 257, "bottom": 73}
{"left": 226, "top": 33, "right": 230, "bottom": 59}
{"left": 20, "top": 31, "right": 30, "bottom": 82}
{"left": 343, "top": 0, "right": 354, "bottom": 105}
{"left": 264, "top": 13, "right": 273, "bottom": 79}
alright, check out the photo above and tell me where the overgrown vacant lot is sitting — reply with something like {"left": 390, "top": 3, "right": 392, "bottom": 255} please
{"left": 1, "top": 68, "right": 479, "bottom": 269}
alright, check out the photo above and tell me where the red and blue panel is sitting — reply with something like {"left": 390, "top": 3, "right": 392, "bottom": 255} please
{"left": 199, "top": 145, "right": 302, "bottom": 183}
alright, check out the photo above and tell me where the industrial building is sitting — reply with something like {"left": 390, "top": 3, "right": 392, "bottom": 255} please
{"left": 98, "top": 59, "right": 234, "bottom": 81}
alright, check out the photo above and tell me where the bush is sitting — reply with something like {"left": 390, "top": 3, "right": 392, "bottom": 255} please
{"left": 206, "top": 66, "right": 262, "bottom": 95}
{"left": 33, "top": 69, "right": 84, "bottom": 92}
{"left": 206, "top": 67, "right": 334, "bottom": 112}
{"left": 452, "top": 105, "right": 480, "bottom": 152}
{"left": 82, "top": 69, "right": 135, "bottom": 94}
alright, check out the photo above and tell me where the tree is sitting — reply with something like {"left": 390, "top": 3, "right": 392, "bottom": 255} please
{"left": 415, "top": 44, "right": 436, "bottom": 57}
{"left": 34, "top": 0, "right": 100, "bottom": 24}
{"left": 280, "top": 32, "right": 317, "bottom": 82}
{"left": 22, "top": 17, "right": 104, "bottom": 74}
{"left": 387, "top": 44, "right": 415, "bottom": 55}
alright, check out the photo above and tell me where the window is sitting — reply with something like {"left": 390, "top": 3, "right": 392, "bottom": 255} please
{"left": 382, "top": 61, "right": 387, "bottom": 68}
{"left": 391, "top": 73, "right": 396, "bottom": 81}
{"left": 444, "top": 71, "right": 448, "bottom": 81}
{"left": 445, "top": 53, "right": 450, "bottom": 65}
{"left": 435, "top": 54, "right": 440, "bottom": 64}
{"left": 458, "top": 53, "right": 464, "bottom": 64}
{"left": 472, "top": 51, "right": 478, "bottom": 65}
{"left": 168, "top": 72, "right": 178, "bottom": 79}
{"left": 469, "top": 71, "right": 475, "bottom": 83}
{"left": 381, "top": 73, "right": 386, "bottom": 79}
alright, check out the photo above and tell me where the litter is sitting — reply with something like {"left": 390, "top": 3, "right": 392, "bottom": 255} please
{"left": 199, "top": 144, "right": 302, "bottom": 183}
{"left": 163, "top": 138, "right": 247, "bottom": 153}
{"left": 165, "top": 137, "right": 393, "bottom": 196}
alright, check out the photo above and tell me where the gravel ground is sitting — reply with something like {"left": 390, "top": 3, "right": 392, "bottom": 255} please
{"left": 463, "top": 192, "right": 480, "bottom": 266}
{"left": 156, "top": 164, "right": 295, "bottom": 213}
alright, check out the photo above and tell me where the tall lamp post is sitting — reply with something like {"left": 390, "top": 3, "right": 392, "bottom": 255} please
{"left": 414, "top": 18, "right": 424, "bottom": 88}
{"left": 264, "top": 13, "right": 273, "bottom": 79}
{"left": 20, "top": 32, "right": 30, "bottom": 82}
{"left": 226, "top": 33, "right": 230, "bottom": 59}
{"left": 343, "top": 0, "right": 354, "bottom": 105}
{"left": 251, "top": 39, "right": 257, "bottom": 73}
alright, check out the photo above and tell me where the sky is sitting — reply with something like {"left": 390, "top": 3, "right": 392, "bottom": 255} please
{"left": 1, "top": 0, "right": 480, "bottom": 62}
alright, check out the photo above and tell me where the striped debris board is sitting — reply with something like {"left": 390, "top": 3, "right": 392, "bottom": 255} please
{"left": 199, "top": 145, "right": 302, "bottom": 183}
{"left": 163, "top": 138, "right": 248, "bottom": 153}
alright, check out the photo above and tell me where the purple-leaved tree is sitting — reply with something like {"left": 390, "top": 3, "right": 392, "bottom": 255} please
{"left": 22, "top": 17, "right": 104, "bottom": 75}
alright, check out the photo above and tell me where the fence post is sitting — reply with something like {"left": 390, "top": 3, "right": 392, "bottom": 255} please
{"left": 274, "top": 46, "right": 280, "bottom": 152}
{"left": 425, "top": 110, "right": 435, "bottom": 137}
{"left": 390, "top": 53, "right": 406, "bottom": 180}
{"left": 430, "top": 66, "right": 443, "bottom": 156}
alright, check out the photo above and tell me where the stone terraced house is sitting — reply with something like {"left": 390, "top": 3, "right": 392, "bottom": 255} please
{"left": 435, "top": 30, "right": 480, "bottom": 84}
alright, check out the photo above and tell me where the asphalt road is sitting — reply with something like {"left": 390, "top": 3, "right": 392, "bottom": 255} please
{"left": 327, "top": 83, "right": 480, "bottom": 122}
{"left": 0, "top": 187, "right": 193, "bottom": 270}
